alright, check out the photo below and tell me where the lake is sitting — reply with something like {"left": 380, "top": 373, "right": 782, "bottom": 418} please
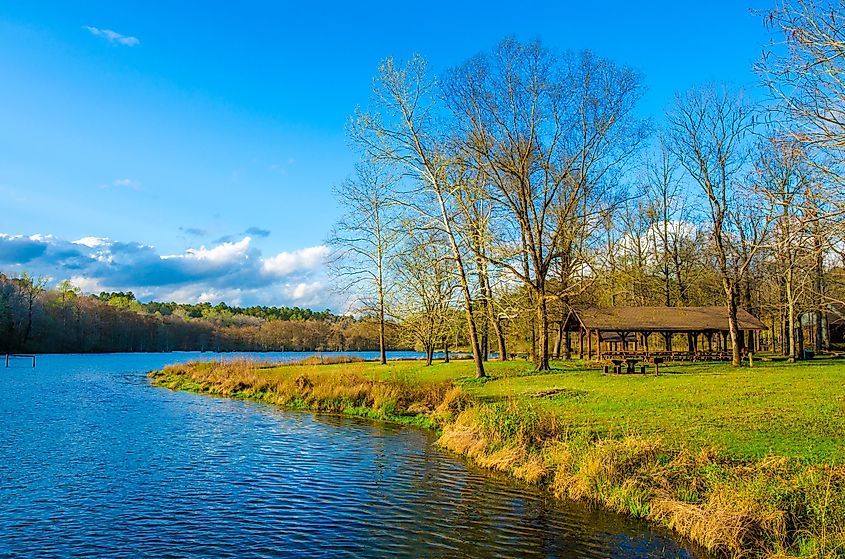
{"left": 0, "top": 352, "right": 707, "bottom": 558}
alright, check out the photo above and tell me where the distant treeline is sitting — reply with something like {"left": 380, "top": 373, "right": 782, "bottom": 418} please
{"left": 0, "top": 273, "right": 401, "bottom": 354}
{"left": 92, "top": 291, "right": 335, "bottom": 322}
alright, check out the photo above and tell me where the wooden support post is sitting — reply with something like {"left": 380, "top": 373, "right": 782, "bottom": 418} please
{"left": 579, "top": 328, "right": 584, "bottom": 359}
{"left": 596, "top": 330, "right": 602, "bottom": 359}
{"left": 564, "top": 329, "right": 572, "bottom": 360}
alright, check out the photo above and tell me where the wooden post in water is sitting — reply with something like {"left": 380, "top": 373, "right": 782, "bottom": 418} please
{"left": 6, "top": 354, "right": 36, "bottom": 367}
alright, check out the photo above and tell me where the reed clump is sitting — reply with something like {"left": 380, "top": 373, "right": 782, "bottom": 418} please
{"left": 150, "top": 359, "right": 465, "bottom": 429}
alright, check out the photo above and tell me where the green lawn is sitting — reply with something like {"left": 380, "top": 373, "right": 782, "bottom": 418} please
{"left": 476, "top": 357, "right": 845, "bottom": 462}
{"left": 272, "top": 355, "right": 845, "bottom": 463}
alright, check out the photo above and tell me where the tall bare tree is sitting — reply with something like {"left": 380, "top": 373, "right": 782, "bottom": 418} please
{"left": 761, "top": 1, "right": 845, "bottom": 347}
{"left": 328, "top": 162, "right": 401, "bottom": 364}
{"left": 444, "top": 39, "right": 647, "bottom": 370}
{"left": 643, "top": 136, "right": 694, "bottom": 307}
{"left": 393, "top": 230, "right": 457, "bottom": 366}
{"left": 761, "top": 1, "right": 845, "bottom": 155}
{"left": 13, "top": 273, "right": 47, "bottom": 346}
{"left": 667, "top": 86, "right": 767, "bottom": 366}
{"left": 351, "top": 55, "right": 486, "bottom": 377}
{"left": 753, "top": 135, "right": 811, "bottom": 360}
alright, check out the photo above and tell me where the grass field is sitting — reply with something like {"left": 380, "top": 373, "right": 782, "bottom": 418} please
{"left": 218, "top": 355, "right": 845, "bottom": 462}
{"left": 151, "top": 354, "right": 845, "bottom": 558}
{"left": 463, "top": 357, "right": 845, "bottom": 463}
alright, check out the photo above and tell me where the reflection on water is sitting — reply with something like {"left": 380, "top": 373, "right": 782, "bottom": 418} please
{"left": 0, "top": 353, "right": 707, "bottom": 558}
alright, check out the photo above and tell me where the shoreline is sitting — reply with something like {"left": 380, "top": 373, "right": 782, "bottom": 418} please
{"left": 149, "top": 358, "right": 845, "bottom": 558}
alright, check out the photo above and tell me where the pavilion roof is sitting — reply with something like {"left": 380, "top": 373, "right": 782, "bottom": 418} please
{"left": 565, "top": 306, "right": 767, "bottom": 333}
{"left": 827, "top": 303, "right": 845, "bottom": 326}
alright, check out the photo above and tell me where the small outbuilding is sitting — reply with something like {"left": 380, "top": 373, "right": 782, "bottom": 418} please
{"left": 563, "top": 306, "right": 767, "bottom": 360}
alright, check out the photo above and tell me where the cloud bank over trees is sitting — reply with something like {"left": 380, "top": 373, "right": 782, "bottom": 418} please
{"left": 0, "top": 233, "right": 332, "bottom": 308}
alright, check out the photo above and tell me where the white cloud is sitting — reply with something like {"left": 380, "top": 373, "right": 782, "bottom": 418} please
{"left": 262, "top": 245, "right": 328, "bottom": 277}
{"left": 67, "top": 275, "right": 107, "bottom": 295}
{"left": 85, "top": 26, "right": 139, "bottom": 46}
{"left": 283, "top": 281, "right": 326, "bottom": 306}
{"left": 99, "top": 178, "right": 141, "bottom": 190}
{"left": 28, "top": 234, "right": 55, "bottom": 242}
{"left": 73, "top": 236, "right": 109, "bottom": 248}
{"left": 165, "top": 236, "right": 252, "bottom": 265}
{"left": 113, "top": 178, "right": 141, "bottom": 189}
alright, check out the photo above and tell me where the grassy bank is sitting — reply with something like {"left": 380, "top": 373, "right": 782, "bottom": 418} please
{"left": 150, "top": 356, "right": 845, "bottom": 558}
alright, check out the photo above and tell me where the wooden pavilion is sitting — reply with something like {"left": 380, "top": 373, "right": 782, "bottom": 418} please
{"left": 563, "top": 306, "right": 768, "bottom": 360}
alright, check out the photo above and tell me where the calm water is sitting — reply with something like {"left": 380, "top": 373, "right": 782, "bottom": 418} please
{"left": 0, "top": 352, "right": 706, "bottom": 558}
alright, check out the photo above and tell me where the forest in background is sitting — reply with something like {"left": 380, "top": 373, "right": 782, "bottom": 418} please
{"left": 0, "top": 273, "right": 399, "bottom": 353}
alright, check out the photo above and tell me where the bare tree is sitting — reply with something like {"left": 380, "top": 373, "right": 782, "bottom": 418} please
{"left": 13, "top": 273, "right": 47, "bottom": 346}
{"left": 667, "top": 86, "right": 767, "bottom": 366}
{"left": 393, "top": 230, "right": 457, "bottom": 366}
{"left": 643, "top": 136, "right": 695, "bottom": 307}
{"left": 760, "top": 1, "right": 845, "bottom": 347}
{"left": 328, "top": 162, "right": 401, "bottom": 364}
{"left": 444, "top": 40, "right": 647, "bottom": 370}
{"left": 351, "top": 56, "right": 487, "bottom": 378}
{"left": 761, "top": 1, "right": 845, "bottom": 156}
{"left": 452, "top": 170, "right": 507, "bottom": 361}
{"left": 752, "top": 135, "right": 811, "bottom": 360}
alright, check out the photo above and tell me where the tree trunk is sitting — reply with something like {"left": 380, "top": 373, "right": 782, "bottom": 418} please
{"left": 813, "top": 311, "right": 822, "bottom": 352}
{"left": 535, "top": 287, "right": 551, "bottom": 370}
{"left": 436, "top": 193, "right": 485, "bottom": 378}
{"left": 725, "top": 282, "right": 742, "bottom": 367}
{"left": 674, "top": 256, "right": 688, "bottom": 305}
{"left": 797, "top": 322, "right": 805, "bottom": 358}
{"left": 484, "top": 273, "right": 507, "bottom": 361}
{"left": 23, "top": 295, "right": 34, "bottom": 346}
{"left": 786, "top": 266, "right": 797, "bottom": 361}
{"left": 443, "top": 340, "right": 450, "bottom": 363}
{"left": 552, "top": 324, "right": 562, "bottom": 359}
{"left": 378, "top": 291, "right": 387, "bottom": 365}
{"left": 564, "top": 329, "right": 571, "bottom": 360}
{"left": 476, "top": 248, "right": 491, "bottom": 362}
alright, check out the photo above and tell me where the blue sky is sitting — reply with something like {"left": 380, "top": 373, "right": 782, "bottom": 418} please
{"left": 0, "top": 1, "right": 773, "bottom": 308}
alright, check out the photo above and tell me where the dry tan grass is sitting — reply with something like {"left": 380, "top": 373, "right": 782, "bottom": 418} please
{"left": 281, "top": 354, "right": 366, "bottom": 366}
{"left": 512, "top": 454, "right": 549, "bottom": 484}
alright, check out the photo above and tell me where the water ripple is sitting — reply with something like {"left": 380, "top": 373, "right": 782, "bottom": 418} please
{"left": 0, "top": 353, "right": 708, "bottom": 558}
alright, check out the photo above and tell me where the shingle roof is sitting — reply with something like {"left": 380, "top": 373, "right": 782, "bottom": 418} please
{"left": 566, "top": 306, "right": 767, "bottom": 332}
{"left": 827, "top": 303, "right": 845, "bottom": 326}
